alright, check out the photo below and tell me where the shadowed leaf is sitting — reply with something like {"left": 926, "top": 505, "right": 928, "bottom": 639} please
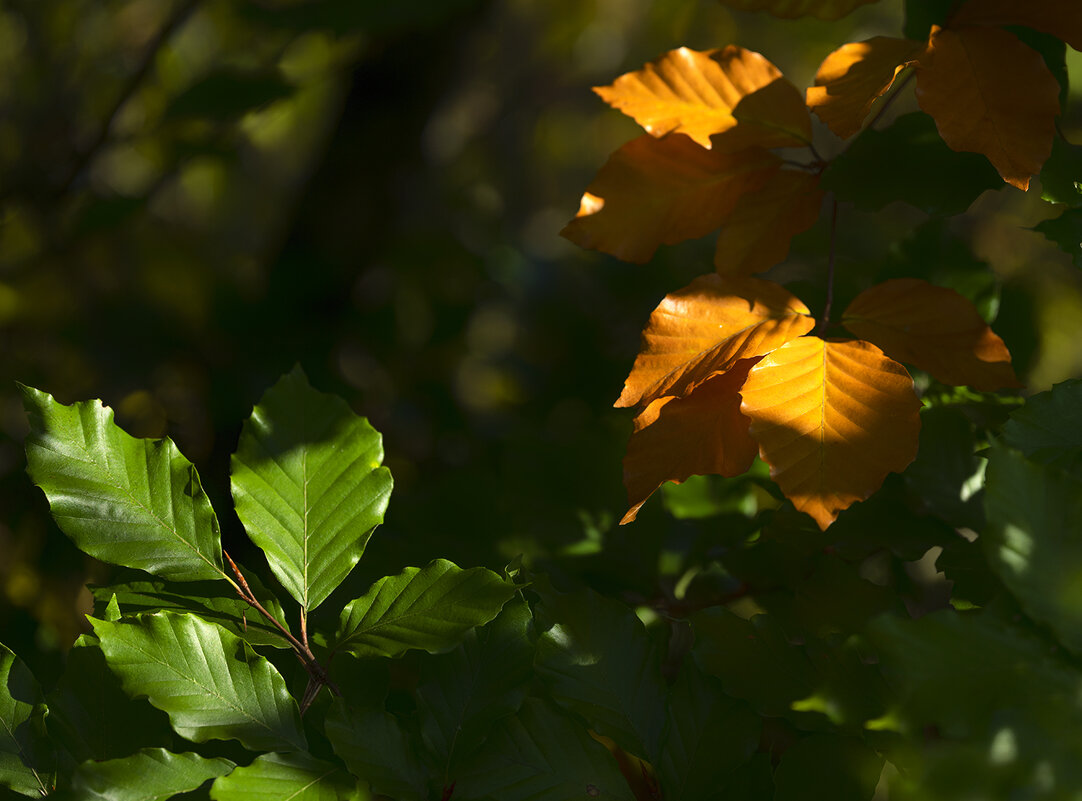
{"left": 68, "top": 748, "right": 234, "bottom": 801}
{"left": 951, "top": 0, "right": 1082, "bottom": 51}
{"left": 1040, "top": 137, "right": 1082, "bottom": 207}
{"left": 1035, "top": 207, "right": 1082, "bottom": 267}
{"left": 773, "top": 735, "right": 883, "bottom": 801}
{"left": 324, "top": 698, "right": 427, "bottom": 801}
{"left": 0, "top": 643, "right": 53, "bottom": 797}
{"left": 717, "top": 0, "right": 882, "bottom": 20}
{"left": 1002, "top": 379, "right": 1082, "bottom": 472}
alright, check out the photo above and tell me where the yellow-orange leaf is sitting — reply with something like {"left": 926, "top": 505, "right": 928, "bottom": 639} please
{"left": 714, "top": 170, "right": 824, "bottom": 276}
{"left": 616, "top": 274, "right": 815, "bottom": 408}
{"left": 594, "top": 46, "right": 811, "bottom": 150}
{"left": 914, "top": 25, "right": 1060, "bottom": 190}
{"left": 561, "top": 135, "right": 780, "bottom": 263}
{"left": 806, "top": 37, "right": 925, "bottom": 139}
{"left": 841, "top": 278, "right": 1020, "bottom": 390}
{"left": 718, "top": 0, "right": 881, "bottom": 21}
{"left": 621, "top": 363, "right": 758, "bottom": 524}
{"left": 951, "top": 0, "right": 1082, "bottom": 51}
{"left": 740, "top": 337, "right": 921, "bottom": 530}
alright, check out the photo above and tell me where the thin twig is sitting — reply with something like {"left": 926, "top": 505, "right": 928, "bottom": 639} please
{"left": 863, "top": 69, "right": 915, "bottom": 135}
{"left": 816, "top": 198, "right": 839, "bottom": 336}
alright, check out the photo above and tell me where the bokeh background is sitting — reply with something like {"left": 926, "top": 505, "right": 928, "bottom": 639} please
{"left": 1, "top": 0, "right": 1080, "bottom": 685}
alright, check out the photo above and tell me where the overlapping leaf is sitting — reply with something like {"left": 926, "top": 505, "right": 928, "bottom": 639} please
{"left": 0, "top": 643, "right": 52, "bottom": 797}
{"left": 616, "top": 274, "right": 815, "bottom": 408}
{"left": 807, "top": 37, "right": 924, "bottom": 139}
{"left": 717, "top": 0, "right": 882, "bottom": 20}
{"left": 841, "top": 278, "right": 1019, "bottom": 390}
{"left": 1002, "top": 379, "right": 1082, "bottom": 471}
{"left": 739, "top": 337, "right": 921, "bottom": 529}
{"left": 951, "top": 0, "right": 1082, "bottom": 51}
{"left": 560, "top": 135, "right": 780, "bottom": 263}
{"left": 594, "top": 46, "right": 810, "bottom": 150}
{"left": 232, "top": 366, "right": 392, "bottom": 613}
{"left": 914, "top": 25, "right": 1060, "bottom": 190}
{"left": 622, "top": 362, "right": 758, "bottom": 524}
{"left": 325, "top": 698, "right": 427, "bottom": 801}
{"left": 209, "top": 752, "right": 361, "bottom": 801}
{"left": 90, "top": 612, "right": 306, "bottom": 752}
{"left": 334, "top": 559, "right": 516, "bottom": 659}
{"left": 20, "top": 385, "right": 226, "bottom": 583}
{"left": 1036, "top": 207, "right": 1082, "bottom": 268}
{"left": 67, "top": 748, "right": 235, "bottom": 801}
{"left": 714, "top": 170, "right": 823, "bottom": 275}
{"left": 1040, "top": 138, "right": 1082, "bottom": 207}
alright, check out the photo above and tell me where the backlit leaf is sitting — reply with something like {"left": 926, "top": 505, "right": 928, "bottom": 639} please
{"left": 806, "top": 37, "right": 924, "bottom": 139}
{"left": 0, "top": 643, "right": 53, "bottom": 797}
{"left": 594, "top": 46, "right": 810, "bottom": 150}
{"left": 1002, "top": 379, "right": 1082, "bottom": 472}
{"left": 324, "top": 697, "right": 427, "bottom": 801}
{"left": 739, "top": 337, "right": 921, "bottom": 529}
{"left": 622, "top": 362, "right": 759, "bottom": 524}
{"left": 69, "top": 748, "right": 234, "bottom": 801}
{"left": 560, "top": 135, "right": 780, "bottom": 263}
{"left": 717, "top": 0, "right": 882, "bottom": 20}
{"left": 1035, "top": 207, "right": 1082, "bottom": 268}
{"left": 714, "top": 170, "right": 823, "bottom": 275}
{"left": 616, "top": 274, "right": 814, "bottom": 408}
{"left": 20, "top": 384, "right": 227, "bottom": 583}
{"left": 209, "top": 752, "right": 363, "bottom": 801}
{"left": 914, "top": 25, "right": 1060, "bottom": 190}
{"left": 841, "top": 278, "right": 1019, "bottom": 390}
{"left": 232, "top": 366, "right": 392, "bottom": 612}
{"left": 951, "top": 0, "right": 1082, "bottom": 51}
{"left": 90, "top": 612, "right": 306, "bottom": 751}
{"left": 334, "top": 559, "right": 516, "bottom": 659}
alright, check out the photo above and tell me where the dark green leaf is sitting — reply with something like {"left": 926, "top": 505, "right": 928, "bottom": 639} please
{"left": 903, "top": 407, "right": 985, "bottom": 528}
{"left": 20, "top": 384, "right": 227, "bottom": 583}
{"left": 822, "top": 113, "right": 1002, "bottom": 216}
{"left": 903, "top": 0, "right": 952, "bottom": 39}
{"left": 773, "top": 734, "right": 883, "bottom": 801}
{"left": 453, "top": 697, "right": 635, "bottom": 801}
{"left": 0, "top": 643, "right": 53, "bottom": 797}
{"left": 1001, "top": 378, "right": 1082, "bottom": 473}
{"left": 232, "top": 365, "right": 393, "bottom": 612}
{"left": 166, "top": 70, "right": 294, "bottom": 121}
{"left": 67, "top": 748, "right": 234, "bottom": 801}
{"left": 90, "top": 612, "right": 306, "bottom": 751}
{"left": 209, "top": 752, "right": 363, "bottom": 801}
{"left": 533, "top": 585, "right": 667, "bottom": 761}
{"left": 1040, "top": 137, "right": 1082, "bottom": 207}
{"left": 334, "top": 560, "right": 516, "bottom": 659}
{"left": 1034, "top": 207, "right": 1082, "bottom": 267}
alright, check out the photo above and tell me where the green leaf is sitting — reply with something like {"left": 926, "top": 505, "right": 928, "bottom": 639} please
{"left": 90, "top": 568, "right": 293, "bottom": 649}
{"left": 1034, "top": 207, "right": 1082, "bottom": 268}
{"left": 657, "top": 662, "right": 760, "bottom": 800}
{"left": 416, "top": 597, "right": 533, "bottom": 780}
{"left": 453, "top": 697, "right": 635, "bottom": 801}
{"left": 533, "top": 585, "right": 667, "bottom": 762}
{"left": 1040, "top": 137, "right": 1082, "bottom": 207}
{"left": 903, "top": 407, "right": 985, "bottom": 528}
{"left": 334, "top": 559, "right": 516, "bottom": 659}
{"left": 66, "top": 748, "right": 234, "bottom": 801}
{"left": 822, "top": 113, "right": 1002, "bottom": 216}
{"left": 231, "top": 366, "right": 392, "bottom": 612}
{"left": 0, "top": 643, "right": 53, "bottom": 797}
{"left": 773, "top": 734, "right": 883, "bottom": 801}
{"left": 46, "top": 635, "right": 175, "bottom": 764}
{"left": 90, "top": 612, "right": 306, "bottom": 751}
{"left": 1001, "top": 378, "right": 1082, "bottom": 473}
{"left": 20, "top": 384, "right": 226, "bottom": 583}
{"left": 210, "top": 752, "right": 364, "bottom": 801}
{"left": 166, "top": 70, "right": 294, "bottom": 120}
{"left": 324, "top": 698, "right": 428, "bottom": 801}
{"left": 984, "top": 442, "right": 1082, "bottom": 654}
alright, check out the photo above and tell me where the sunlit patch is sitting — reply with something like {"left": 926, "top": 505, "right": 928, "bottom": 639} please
{"left": 989, "top": 726, "right": 1017, "bottom": 765}
{"left": 791, "top": 692, "right": 843, "bottom": 724}
{"left": 996, "top": 523, "right": 1033, "bottom": 575}
{"left": 576, "top": 192, "right": 605, "bottom": 218}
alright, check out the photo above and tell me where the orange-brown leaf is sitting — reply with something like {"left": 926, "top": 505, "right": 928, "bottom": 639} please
{"left": 841, "top": 278, "right": 1020, "bottom": 390}
{"left": 806, "top": 37, "right": 925, "bottom": 139}
{"left": 594, "top": 46, "right": 811, "bottom": 150}
{"left": 717, "top": 0, "right": 881, "bottom": 21}
{"left": 561, "top": 135, "right": 780, "bottom": 263}
{"left": 714, "top": 170, "right": 824, "bottom": 276}
{"left": 951, "top": 0, "right": 1082, "bottom": 51}
{"left": 914, "top": 25, "right": 1060, "bottom": 190}
{"left": 616, "top": 274, "right": 815, "bottom": 408}
{"left": 739, "top": 337, "right": 921, "bottom": 530}
{"left": 621, "top": 362, "right": 759, "bottom": 524}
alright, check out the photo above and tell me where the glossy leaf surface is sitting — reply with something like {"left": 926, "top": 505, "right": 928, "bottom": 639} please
{"left": 232, "top": 366, "right": 392, "bottom": 612}
{"left": 0, "top": 643, "right": 52, "bottom": 797}
{"left": 68, "top": 748, "right": 234, "bottom": 801}
{"left": 20, "top": 385, "right": 226, "bottom": 583}
{"left": 209, "top": 752, "right": 362, "bottom": 801}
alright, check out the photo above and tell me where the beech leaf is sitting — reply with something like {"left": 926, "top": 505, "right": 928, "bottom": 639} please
{"left": 914, "top": 25, "right": 1060, "bottom": 190}
{"left": 841, "top": 278, "right": 1019, "bottom": 390}
{"left": 622, "top": 362, "right": 759, "bottom": 524}
{"left": 714, "top": 169, "right": 823, "bottom": 275}
{"left": 1035, "top": 207, "right": 1082, "bottom": 268}
{"left": 325, "top": 698, "right": 427, "bottom": 801}
{"left": 951, "top": 0, "right": 1082, "bottom": 52}
{"left": 716, "top": 0, "right": 882, "bottom": 20}
{"left": 68, "top": 748, "right": 235, "bottom": 801}
{"left": 807, "top": 37, "right": 925, "bottom": 139}
{"left": 616, "top": 274, "right": 815, "bottom": 408}
{"left": 209, "top": 752, "right": 360, "bottom": 801}
{"left": 0, "top": 643, "right": 52, "bottom": 797}
{"left": 594, "top": 46, "right": 810, "bottom": 150}
{"left": 739, "top": 337, "right": 921, "bottom": 529}
{"left": 560, "top": 135, "right": 780, "bottom": 263}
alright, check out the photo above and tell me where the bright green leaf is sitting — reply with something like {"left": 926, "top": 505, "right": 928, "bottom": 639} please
{"left": 324, "top": 698, "right": 428, "bottom": 801}
{"left": 232, "top": 366, "right": 392, "bottom": 612}
{"left": 1035, "top": 207, "right": 1082, "bottom": 268}
{"left": 0, "top": 643, "right": 53, "bottom": 797}
{"left": 1001, "top": 379, "right": 1082, "bottom": 473}
{"left": 333, "top": 559, "right": 516, "bottom": 659}
{"left": 90, "top": 612, "right": 306, "bottom": 751}
{"left": 210, "top": 752, "right": 365, "bottom": 801}
{"left": 20, "top": 384, "right": 227, "bottom": 583}
{"left": 773, "top": 734, "right": 883, "bottom": 801}
{"left": 66, "top": 748, "right": 234, "bottom": 801}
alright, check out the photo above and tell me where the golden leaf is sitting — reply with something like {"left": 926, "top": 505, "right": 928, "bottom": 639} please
{"left": 560, "top": 135, "right": 780, "bottom": 263}
{"left": 616, "top": 274, "right": 815, "bottom": 408}
{"left": 739, "top": 337, "right": 921, "bottom": 530}
{"left": 841, "top": 278, "right": 1020, "bottom": 390}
